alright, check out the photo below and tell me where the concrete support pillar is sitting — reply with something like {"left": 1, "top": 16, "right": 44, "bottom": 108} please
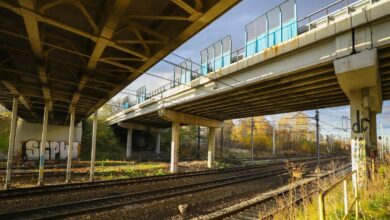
{"left": 349, "top": 90, "right": 377, "bottom": 185}
{"left": 4, "top": 97, "right": 18, "bottom": 190}
{"left": 197, "top": 126, "right": 200, "bottom": 160}
{"left": 126, "top": 128, "right": 132, "bottom": 159}
{"left": 335, "top": 49, "right": 382, "bottom": 187}
{"left": 208, "top": 127, "right": 216, "bottom": 169}
{"left": 170, "top": 121, "right": 180, "bottom": 173}
{"left": 155, "top": 133, "right": 161, "bottom": 155}
{"left": 220, "top": 127, "right": 223, "bottom": 158}
{"left": 65, "top": 106, "right": 75, "bottom": 183}
{"left": 37, "top": 100, "right": 49, "bottom": 186}
{"left": 380, "top": 123, "right": 384, "bottom": 159}
{"left": 89, "top": 111, "right": 98, "bottom": 182}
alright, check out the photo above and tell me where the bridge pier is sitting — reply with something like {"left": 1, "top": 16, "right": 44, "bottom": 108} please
{"left": 159, "top": 109, "right": 223, "bottom": 173}
{"left": 208, "top": 128, "right": 216, "bottom": 169}
{"left": 118, "top": 122, "right": 167, "bottom": 160}
{"left": 170, "top": 121, "right": 180, "bottom": 173}
{"left": 156, "top": 133, "right": 161, "bottom": 155}
{"left": 335, "top": 49, "right": 382, "bottom": 186}
{"left": 4, "top": 97, "right": 18, "bottom": 190}
{"left": 126, "top": 128, "right": 132, "bottom": 159}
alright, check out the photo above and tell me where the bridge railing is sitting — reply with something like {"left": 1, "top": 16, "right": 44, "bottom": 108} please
{"left": 318, "top": 170, "right": 359, "bottom": 220}
{"left": 298, "top": 0, "right": 377, "bottom": 33}
{"left": 117, "top": 0, "right": 380, "bottom": 112}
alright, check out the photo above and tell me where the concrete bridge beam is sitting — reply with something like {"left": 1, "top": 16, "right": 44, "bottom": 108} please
{"left": 158, "top": 109, "right": 223, "bottom": 128}
{"left": 334, "top": 48, "right": 382, "bottom": 186}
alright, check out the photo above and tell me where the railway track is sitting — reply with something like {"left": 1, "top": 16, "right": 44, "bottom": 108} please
{"left": 201, "top": 164, "right": 351, "bottom": 220}
{"left": 0, "top": 157, "right": 347, "bottom": 220}
{"left": 0, "top": 155, "right": 344, "bottom": 199}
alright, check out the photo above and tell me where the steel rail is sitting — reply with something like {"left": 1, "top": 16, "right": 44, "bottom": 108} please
{"left": 0, "top": 158, "right": 347, "bottom": 220}
{"left": 208, "top": 164, "right": 351, "bottom": 220}
{"left": 0, "top": 156, "right": 344, "bottom": 199}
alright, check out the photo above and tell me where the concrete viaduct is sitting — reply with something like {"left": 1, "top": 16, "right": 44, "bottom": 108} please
{"left": 0, "top": 0, "right": 240, "bottom": 189}
{"left": 107, "top": 0, "right": 390, "bottom": 182}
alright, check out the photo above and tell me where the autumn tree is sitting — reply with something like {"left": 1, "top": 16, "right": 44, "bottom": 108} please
{"left": 231, "top": 116, "right": 273, "bottom": 154}
{"left": 80, "top": 103, "right": 125, "bottom": 160}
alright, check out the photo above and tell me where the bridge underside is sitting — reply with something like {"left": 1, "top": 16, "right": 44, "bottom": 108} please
{"left": 121, "top": 46, "right": 390, "bottom": 128}
{"left": 0, "top": 0, "right": 239, "bottom": 124}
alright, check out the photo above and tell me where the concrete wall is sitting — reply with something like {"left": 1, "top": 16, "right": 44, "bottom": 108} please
{"left": 14, "top": 120, "right": 82, "bottom": 161}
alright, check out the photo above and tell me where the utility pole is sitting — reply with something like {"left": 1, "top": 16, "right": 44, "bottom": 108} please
{"left": 272, "top": 125, "right": 276, "bottom": 156}
{"left": 315, "top": 110, "right": 320, "bottom": 168}
{"left": 197, "top": 126, "right": 200, "bottom": 160}
{"left": 251, "top": 117, "right": 254, "bottom": 162}
{"left": 220, "top": 127, "right": 224, "bottom": 159}
{"left": 380, "top": 123, "right": 384, "bottom": 159}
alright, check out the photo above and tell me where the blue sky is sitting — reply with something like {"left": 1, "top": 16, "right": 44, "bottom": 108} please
{"left": 112, "top": 0, "right": 390, "bottom": 140}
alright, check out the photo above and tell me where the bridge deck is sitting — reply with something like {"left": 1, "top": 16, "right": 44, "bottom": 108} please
{"left": 108, "top": 0, "right": 390, "bottom": 127}
{"left": 0, "top": 0, "right": 239, "bottom": 124}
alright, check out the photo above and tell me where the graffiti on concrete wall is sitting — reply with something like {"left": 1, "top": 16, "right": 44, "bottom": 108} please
{"left": 19, "top": 140, "right": 79, "bottom": 161}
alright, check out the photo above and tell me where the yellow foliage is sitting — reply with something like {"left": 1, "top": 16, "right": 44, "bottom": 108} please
{"left": 230, "top": 116, "right": 272, "bottom": 149}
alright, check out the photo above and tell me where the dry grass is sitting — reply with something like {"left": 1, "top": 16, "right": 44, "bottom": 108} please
{"left": 272, "top": 156, "right": 390, "bottom": 220}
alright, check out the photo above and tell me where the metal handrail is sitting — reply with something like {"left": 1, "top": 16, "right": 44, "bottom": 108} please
{"left": 318, "top": 170, "right": 359, "bottom": 220}
{"left": 298, "top": 0, "right": 347, "bottom": 23}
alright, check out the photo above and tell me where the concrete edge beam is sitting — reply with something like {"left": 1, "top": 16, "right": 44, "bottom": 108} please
{"left": 118, "top": 122, "right": 168, "bottom": 133}
{"left": 158, "top": 109, "right": 223, "bottom": 128}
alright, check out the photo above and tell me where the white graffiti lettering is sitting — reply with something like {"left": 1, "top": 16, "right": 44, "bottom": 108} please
{"left": 20, "top": 140, "right": 79, "bottom": 161}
